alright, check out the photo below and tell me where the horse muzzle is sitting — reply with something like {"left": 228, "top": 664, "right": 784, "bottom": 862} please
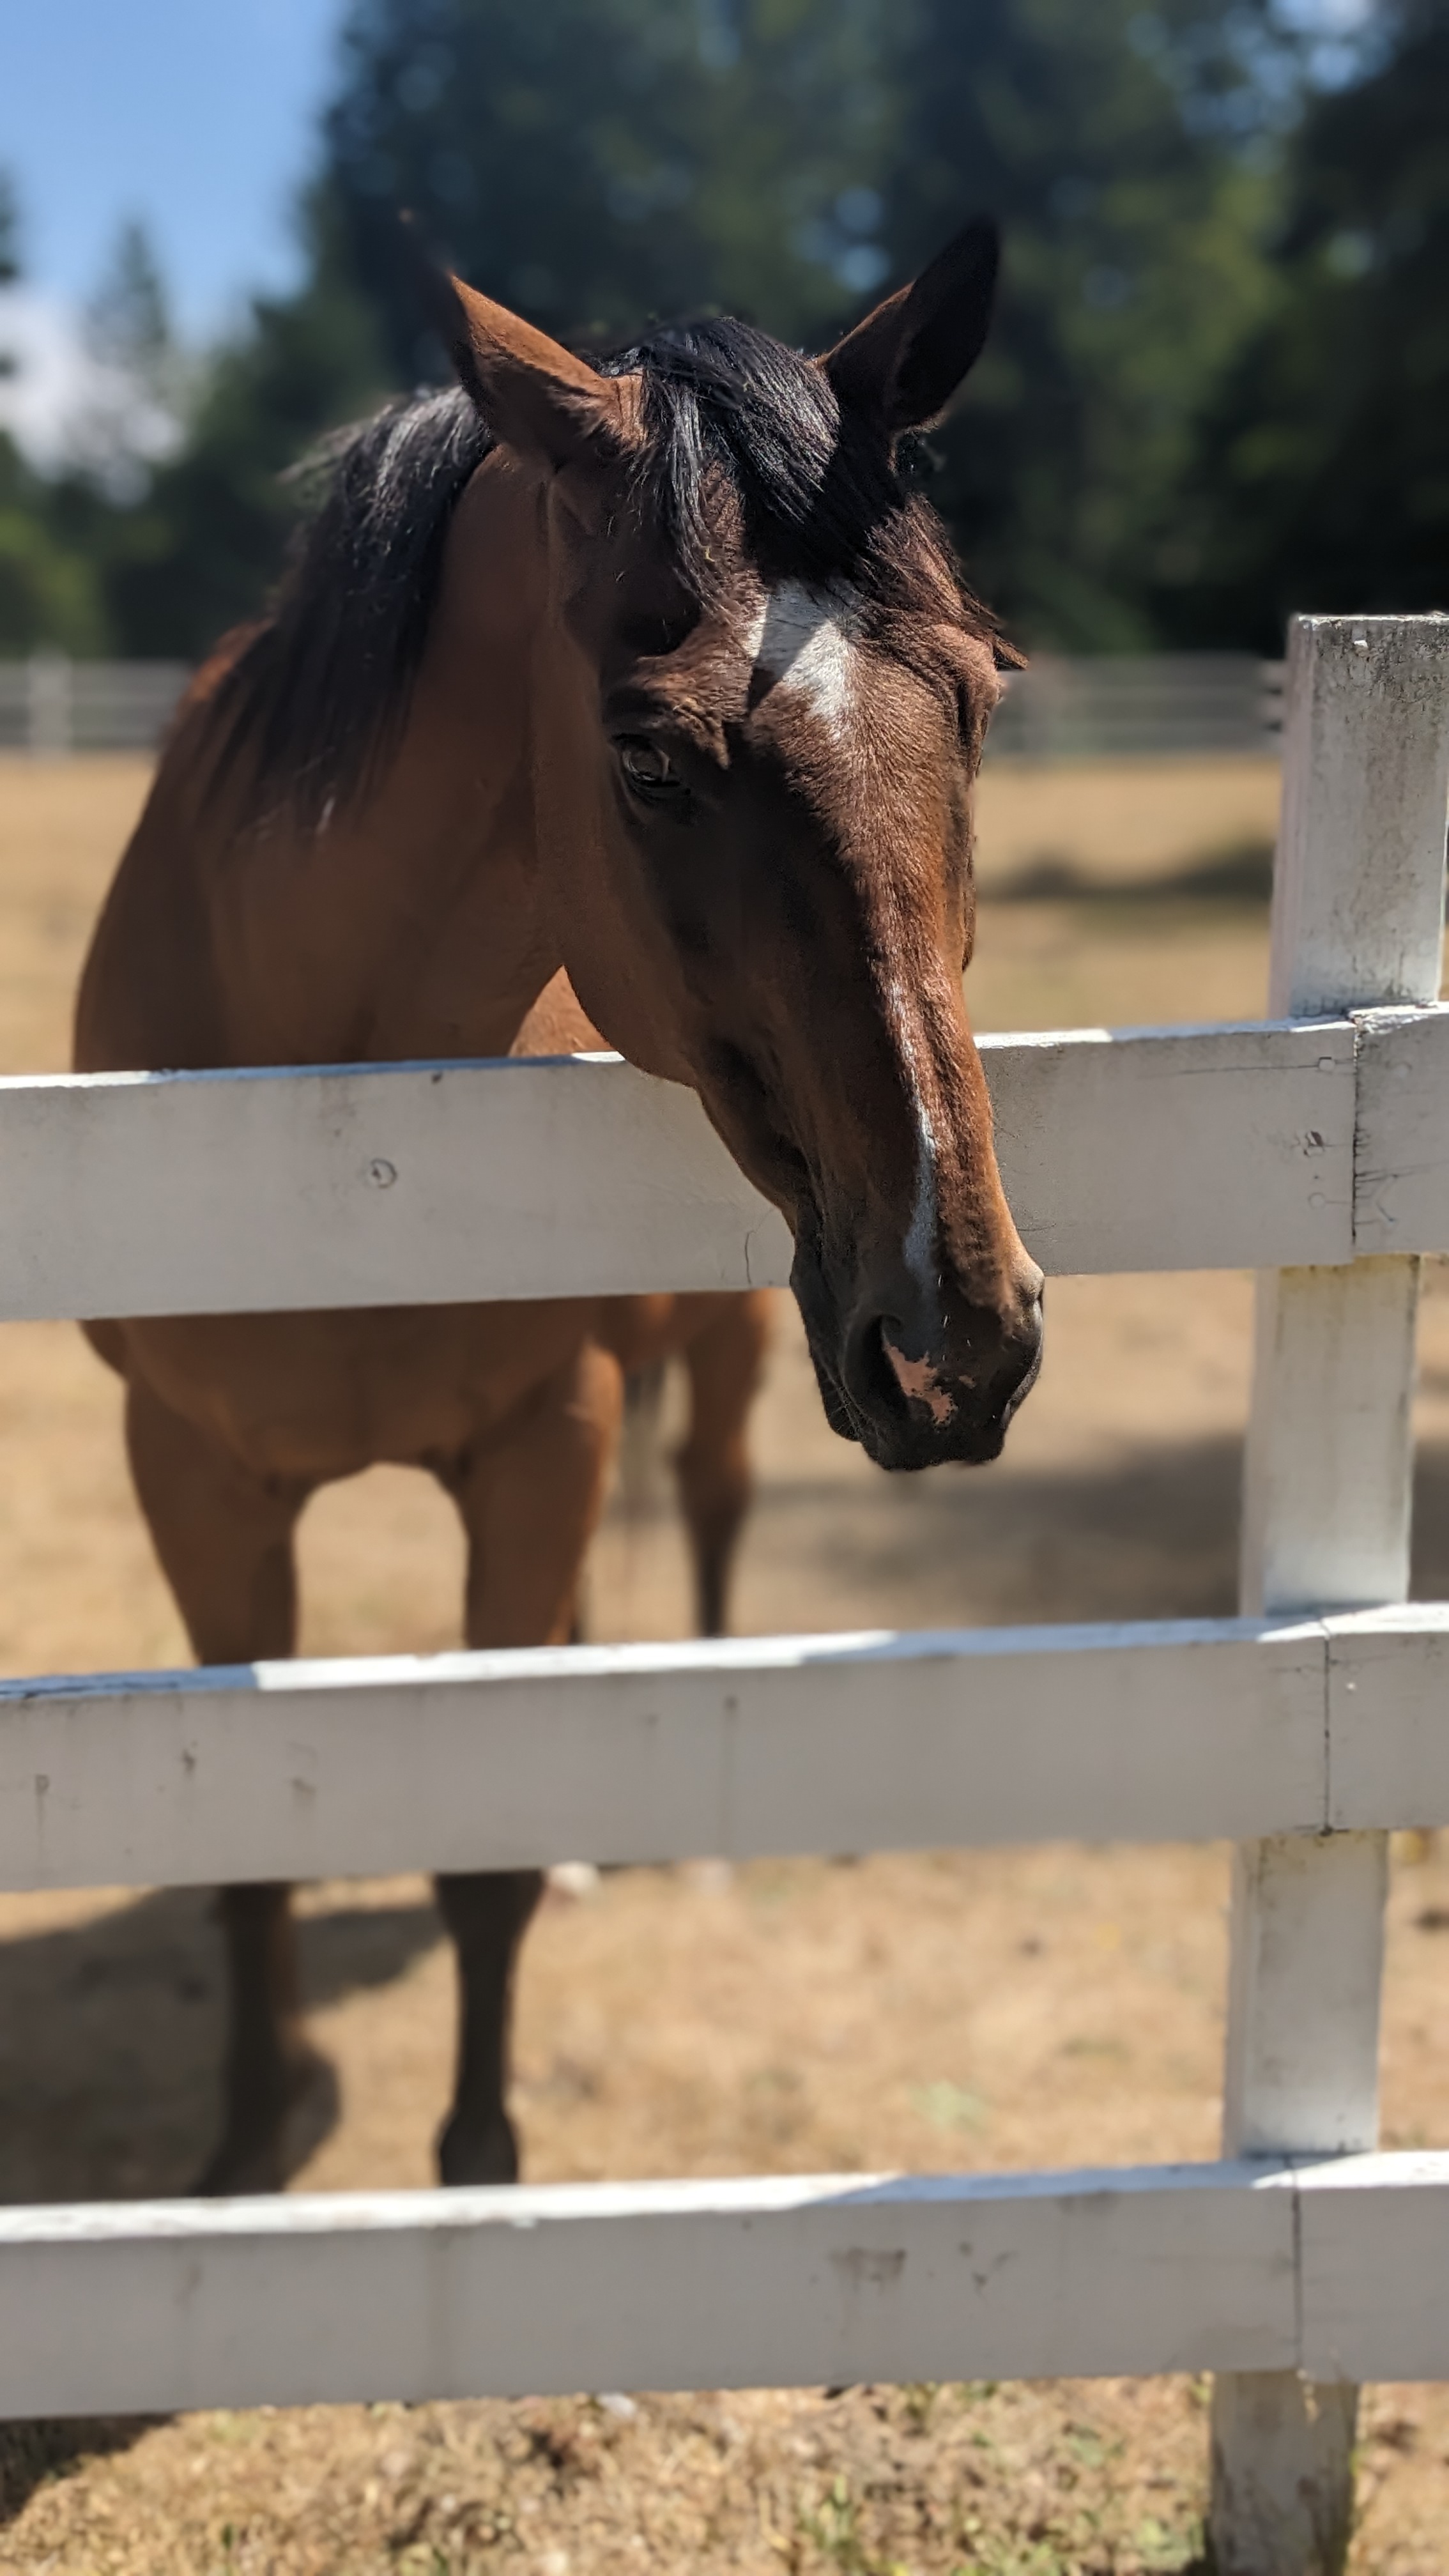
{"left": 793, "top": 1238, "right": 1045, "bottom": 1473}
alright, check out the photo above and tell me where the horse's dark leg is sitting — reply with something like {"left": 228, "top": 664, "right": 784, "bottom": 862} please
{"left": 433, "top": 1869, "right": 542, "bottom": 2183}
{"left": 434, "top": 1340, "right": 622, "bottom": 2184}
{"left": 201, "top": 1883, "right": 335, "bottom": 2194}
{"left": 674, "top": 1292, "right": 774, "bottom": 1636}
{"left": 123, "top": 1373, "right": 329, "bottom": 2194}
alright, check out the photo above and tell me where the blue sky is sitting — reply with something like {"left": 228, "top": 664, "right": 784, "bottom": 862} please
{"left": 2, "top": 0, "right": 349, "bottom": 337}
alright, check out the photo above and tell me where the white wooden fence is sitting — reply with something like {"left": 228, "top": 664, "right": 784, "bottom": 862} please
{"left": 0, "top": 657, "right": 190, "bottom": 756}
{"left": 1, "top": 611, "right": 1446, "bottom": 2576}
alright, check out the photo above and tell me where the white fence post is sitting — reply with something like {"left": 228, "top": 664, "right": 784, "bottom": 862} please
{"left": 26, "top": 650, "right": 73, "bottom": 756}
{"left": 1210, "top": 615, "right": 1449, "bottom": 2575}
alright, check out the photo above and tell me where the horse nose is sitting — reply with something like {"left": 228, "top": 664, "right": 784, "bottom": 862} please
{"left": 840, "top": 1271, "right": 1043, "bottom": 1468}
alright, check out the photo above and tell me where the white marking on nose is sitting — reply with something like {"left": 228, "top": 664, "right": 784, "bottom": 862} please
{"left": 884, "top": 1338, "right": 956, "bottom": 1427}
{"left": 886, "top": 978, "right": 940, "bottom": 1303}
{"left": 882, "top": 976, "right": 956, "bottom": 1422}
{"left": 748, "top": 579, "right": 860, "bottom": 737}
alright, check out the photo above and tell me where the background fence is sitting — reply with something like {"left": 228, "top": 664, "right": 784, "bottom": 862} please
{"left": 0, "top": 652, "right": 1283, "bottom": 762}
{"left": 0, "top": 615, "right": 1446, "bottom": 2576}
{"left": 0, "top": 656, "right": 192, "bottom": 756}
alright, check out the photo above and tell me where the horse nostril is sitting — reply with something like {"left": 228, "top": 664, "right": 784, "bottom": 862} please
{"left": 842, "top": 1308, "right": 918, "bottom": 1422}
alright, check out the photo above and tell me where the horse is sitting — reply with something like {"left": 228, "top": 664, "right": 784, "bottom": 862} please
{"left": 73, "top": 216, "right": 1044, "bottom": 2196}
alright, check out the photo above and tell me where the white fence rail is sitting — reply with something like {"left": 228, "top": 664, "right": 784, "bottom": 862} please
{"left": 992, "top": 651, "right": 1282, "bottom": 762}
{"left": 1, "top": 1005, "right": 1445, "bottom": 1319}
{"left": 6, "top": 2153, "right": 1446, "bottom": 2422}
{"left": 0, "top": 1018, "right": 1360, "bottom": 1314}
{"left": 4, "top": 1606, "right": 1449, "bottom": 1897}
{"left": 0, "top": 613, "right": 1446, "bottom": 2576}
{"left": 0, "top": 656, "right": 190, "bottom": 755}
{"left": 1, "top": 653, "right": 1282, "bottom": 761}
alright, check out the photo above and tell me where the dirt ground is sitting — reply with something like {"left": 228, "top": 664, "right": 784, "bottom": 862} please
{"left": 1, "top": 755, "right": 1448, "bottom": 2574}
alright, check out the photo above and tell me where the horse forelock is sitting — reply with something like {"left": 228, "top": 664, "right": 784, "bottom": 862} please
{"left": 604, "top": 316, "right": 1004, "bottom": 659}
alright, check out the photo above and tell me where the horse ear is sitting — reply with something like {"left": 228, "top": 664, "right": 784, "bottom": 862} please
{"left": 820, "top": 218, "right": 1000, "bottom": 436}
{"left": 406, "top": 227, "right": 636, "bottom": 472}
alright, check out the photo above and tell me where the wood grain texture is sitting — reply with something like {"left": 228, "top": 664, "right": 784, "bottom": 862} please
{"left": 1266, "top": 615, "right": 1449, "bottom": 1020}
{"left": 1296, "top": 2153, "right": 1449, "bottom": 2384}
{"left": 1354, "top": 1006, "right": 1449, "bottom": 1257}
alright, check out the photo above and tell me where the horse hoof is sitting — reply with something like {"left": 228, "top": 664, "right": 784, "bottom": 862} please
{"left": 193, "top": 2045, "right": 340, "bottom": 2196}
{"left": 436, "top": 2112, "right": 519, "bottom": 2187}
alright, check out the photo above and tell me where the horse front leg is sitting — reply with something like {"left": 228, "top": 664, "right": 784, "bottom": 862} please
{"left": 434, "top": 1338, "right": 623, "bottom": 2184}
{"left": 123, "top": 1371, "right": 332, "bottom": 2194}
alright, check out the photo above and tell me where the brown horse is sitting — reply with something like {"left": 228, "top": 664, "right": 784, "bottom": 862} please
{"left": 73, "top": 218, "right": 1043, "bottom": 2195}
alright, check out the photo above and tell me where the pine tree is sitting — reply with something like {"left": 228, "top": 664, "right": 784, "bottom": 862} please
{"left": 1162, "top": 0, "right": 1449, "bottom": 645}
{"left": 323, "top": 0, "right": 890, "bottom": 364}
{"left": 875, "top": 0, "right": 1280, "bottom": 647}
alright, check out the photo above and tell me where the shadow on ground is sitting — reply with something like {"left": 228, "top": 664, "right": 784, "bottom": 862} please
{"left": 0, "top": 1890, "right": 441, "bottom": 2209}
{"left": 986, "top": 838, "right": 1274, "bottom": 906}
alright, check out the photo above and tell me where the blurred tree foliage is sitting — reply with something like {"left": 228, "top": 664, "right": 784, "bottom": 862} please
{"left": 0, "top": 171, "right": 113, "bottom": 652}
{"left": 877, "top": 0, "right": 1283, "bottom": 647}
{"left": 3, "top": 1, "right": 1445, "bottom": 659}
{"left": 79, "top": 195, "right": 387, "bottom": 657}
{"left": 326, "top": 0, "right": 890, "bottom": 364}
{"left": 0, "top": 442, "right": 112, "bottom": 654}
{"left": 1156, "top": 0, "right": 1449, "bottom": 647}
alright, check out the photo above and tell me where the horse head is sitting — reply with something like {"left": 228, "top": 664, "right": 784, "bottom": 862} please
{"left": 427, "top": 226, "right": 1044, "bottom": 1471}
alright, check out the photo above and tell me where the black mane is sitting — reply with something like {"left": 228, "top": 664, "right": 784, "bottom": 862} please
{"left": 210, "top": 387, "right": 493, "bottom": 832}
{"left": 213, "top": 314, "right": 1001, "bottom": 834}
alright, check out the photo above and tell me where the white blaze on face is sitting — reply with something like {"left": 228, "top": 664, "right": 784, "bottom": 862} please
{"left": 744, "top": 579, "right": 861, "bottom": 739}
{"left": 743, "top": 580, "right": 955, "bottom": 1426}
{"left": 883, "top": 978, "right": 956, "bottom": 1427}
{"left": 887, "top": 979, "right": 940, "bottom": 1304}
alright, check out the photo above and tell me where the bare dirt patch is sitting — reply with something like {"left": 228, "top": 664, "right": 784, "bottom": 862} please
{"left": 1, "top": 755, "right": 1446, "bottom": 2573}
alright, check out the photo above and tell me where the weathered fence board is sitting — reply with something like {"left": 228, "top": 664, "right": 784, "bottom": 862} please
{"left": 1213, "top": 609, "right": 1449, "bottom": 2572}
{"left": 0, "top": 2161, "right": 1303, "bottom": 2418}
{"left": 1297, "top": 2154, "right": 1449, "bottom": 2385}
{"left": 1354, "top": 1004, "right": 1449, "bottom": 1256}
{"left": 1327, "top": 1604, "right": 1449, "bottom": 1830}
{"left": 8, "top": 1607, "right": 1449, "bottom": 1897}
{"left": 982, "top": 1020, "right": 1353, "bottom": 1274}
{"left": 4, "top": 2156, "right": 1446, "bottom": 2423}
{"left": 0, "top": 1016, "right": 1365, "bottom": 1319}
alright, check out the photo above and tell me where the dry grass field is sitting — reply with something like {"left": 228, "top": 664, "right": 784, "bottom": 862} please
{"left": 2, "top": 753, "right": 1448, "bottom": 2574}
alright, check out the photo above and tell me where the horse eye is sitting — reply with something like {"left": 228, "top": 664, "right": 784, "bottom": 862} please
{"left": 617, "top": 736, "right": 687, "bottom": 806}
